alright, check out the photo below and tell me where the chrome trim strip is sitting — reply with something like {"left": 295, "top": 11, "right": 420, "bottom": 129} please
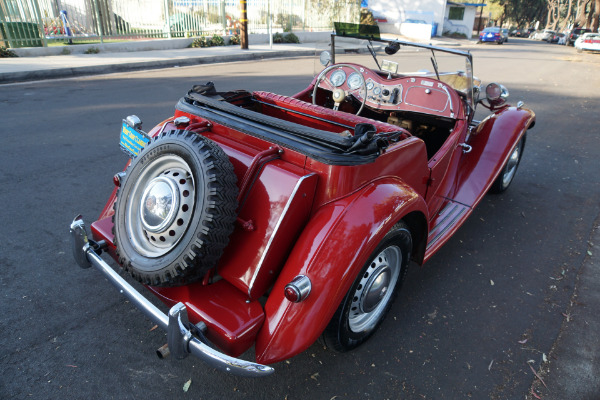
{"left": 440, "top": 85, "right": 455, "bottom": 118}
{"left": 248, "top": 173, "right": 317, "bottom": 298}
{"left": 70, "top": 217, "right": 274, "bottom": 377}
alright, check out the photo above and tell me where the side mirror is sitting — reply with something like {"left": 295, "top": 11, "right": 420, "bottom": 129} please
{"left": 385, "top": 42, "right": 400, "bottom": 55}
{"left": 319, "top": 51, "right": 332, "bottom": 66}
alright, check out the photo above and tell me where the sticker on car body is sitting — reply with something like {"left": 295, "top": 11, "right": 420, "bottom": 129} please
{"left": 120, "top": 120, "right": 150, "bottom": 157}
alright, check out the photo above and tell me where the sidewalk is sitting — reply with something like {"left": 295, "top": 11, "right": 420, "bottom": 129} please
{"left": 0, "top": 35, "right": 464, "bottom": 84}
{"left": 0, "top": 42, "right": 321, "bottom": 84}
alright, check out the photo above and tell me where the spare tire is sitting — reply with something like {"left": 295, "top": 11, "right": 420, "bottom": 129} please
{"left": 113, "top": 130, "right": 238, "bottom": 286}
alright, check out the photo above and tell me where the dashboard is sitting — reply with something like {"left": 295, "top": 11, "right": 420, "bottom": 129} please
{"left": 318, "top": 63, "right": 460, "bottom": 120}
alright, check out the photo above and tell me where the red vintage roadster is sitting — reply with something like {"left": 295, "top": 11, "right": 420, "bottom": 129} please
{"left": 70, "top": 24, "right": 535, "bottom": 376}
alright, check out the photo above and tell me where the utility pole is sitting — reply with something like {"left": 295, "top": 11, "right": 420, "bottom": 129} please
{"left": 476, "top": 0, "right": 484, "bottom": 35}
{"left": 240, "top": 0, "right": 248, "bottom": 49}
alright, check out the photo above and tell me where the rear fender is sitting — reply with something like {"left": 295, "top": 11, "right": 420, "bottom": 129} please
{"left": 255, "top": 178, "right": 428, "bottom": 364}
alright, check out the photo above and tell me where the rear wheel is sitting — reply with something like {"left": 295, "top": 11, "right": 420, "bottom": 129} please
{"left": 321, "top": 222, "right": 412, "bottom": 352}
{"left": 113, "top": 130, "right": 238, "bottom": 286}
{"left": 490, "top": 134, "right": 526, "bottom": 194}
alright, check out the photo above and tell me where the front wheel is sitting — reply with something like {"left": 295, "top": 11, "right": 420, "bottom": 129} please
{"left": 321, "top": 222, "right": 412, "bottom": 352}
{"left": 489, "top": 134, "right": 526, "bottom": 194}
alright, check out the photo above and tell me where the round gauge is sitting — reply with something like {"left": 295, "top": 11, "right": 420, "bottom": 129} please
{"left": 373, "top": 87, "right": 381, "bottom": 95}
{"left": 366, "top": 80, "right": 374, "bottom": 90}
{"left": 330, "top": 70, "right": 347, "bottom": 87}
{"left": 347, "top": 72, "right": 364, "bottom": 90}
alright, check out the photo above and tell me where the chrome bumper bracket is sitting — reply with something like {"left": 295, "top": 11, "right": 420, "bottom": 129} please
{"left": 70, "top": 216, "right": 274, "bottom": 377}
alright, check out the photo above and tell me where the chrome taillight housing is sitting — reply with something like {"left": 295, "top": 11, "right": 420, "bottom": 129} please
{"left": 284, "top": 275, "right": 312, "bottom": 303}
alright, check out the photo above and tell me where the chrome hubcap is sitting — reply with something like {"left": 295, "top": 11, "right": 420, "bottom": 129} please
{"left": 349, "top": 246, "right": 401, "bottom": 333}
{"left": 502, "top": 142, "right": 521, "bottom": 188}
{"left": 140, "top": 177, "right": 180, "bottom": 233}
{"left": 126, "top": 155, "right": 196, "bottom": 258}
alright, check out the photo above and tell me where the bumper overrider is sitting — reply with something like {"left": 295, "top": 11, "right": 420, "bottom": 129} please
{"left": 70, "top": 216, "right": 274, "bottom": 377}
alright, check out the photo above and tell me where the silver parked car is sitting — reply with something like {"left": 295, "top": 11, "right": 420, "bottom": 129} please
{"left": 529, "top": 29, "right": 556, "bottom": 41}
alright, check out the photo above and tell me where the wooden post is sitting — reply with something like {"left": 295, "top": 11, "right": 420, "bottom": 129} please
{"left": 240, "top": 0, "right": 248, "bottom": 49}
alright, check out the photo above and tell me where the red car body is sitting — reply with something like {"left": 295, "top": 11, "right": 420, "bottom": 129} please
{"left": 71, "top": 25, "right": 535, "bottom": 376}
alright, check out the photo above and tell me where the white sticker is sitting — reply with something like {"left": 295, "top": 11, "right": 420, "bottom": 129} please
{"left": 420, "top": 80, "right": 434, "bottom": 87}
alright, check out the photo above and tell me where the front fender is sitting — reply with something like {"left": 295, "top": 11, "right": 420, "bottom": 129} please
{"left": 255, "top": 177, "right": 428, "bottom": 364}
{"left": 454, "top": 105, "right": 535, "bottom": 206}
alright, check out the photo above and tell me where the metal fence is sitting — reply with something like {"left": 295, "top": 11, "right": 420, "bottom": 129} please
{"left": 0, "top": 0, "right": 360, "bottom": 47}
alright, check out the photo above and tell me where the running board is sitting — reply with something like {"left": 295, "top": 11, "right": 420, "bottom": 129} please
{"left": 425, "top": 200, "right": 472, "bottom": 261}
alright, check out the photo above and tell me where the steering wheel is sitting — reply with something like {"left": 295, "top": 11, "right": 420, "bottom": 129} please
{"left": 312, "top": 64, "right": 368, "bottom": 116}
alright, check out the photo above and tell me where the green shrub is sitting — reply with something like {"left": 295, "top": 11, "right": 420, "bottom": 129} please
{"left": 60, "top": 47, "right": 71, "bottom": 55}
{"left": 211, "top": 34, "right": 225, "bottom": 46}
{"left": 273, "top": 32, "right": 284, "bottom": 43}
{"left": 190, "top": 35, "right": 226, "bottom": 48}
{"left": 443, "top": 31, "right": 467, "bottom": 39}
{"left": 228, "top": 34, "right": 240, "bottom": 45}
{"left": 191, "top": 36, "right": 212, "bottom": 47}
{"left": 283, "top": 32, "right": 300, "bottom": 43}
{"left": 84, "top": 47, "right": 100, "bottom": 54}
{"left": 0, "top": 46, "right": 18, "bottom": 58}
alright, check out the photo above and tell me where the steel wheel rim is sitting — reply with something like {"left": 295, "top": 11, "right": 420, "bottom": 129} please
{"left": 502, "top": 141, "right": 522, "bottom": 188}
{"left": 348, "top": 245, "right": 401, "bottom": 333}
{"left": 125, "top": 155, "right": 196, "bottom": 258}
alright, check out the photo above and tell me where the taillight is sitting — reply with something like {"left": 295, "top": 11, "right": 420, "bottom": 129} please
{"left": 284, "top": 275, "right": 312, "bottom": 303}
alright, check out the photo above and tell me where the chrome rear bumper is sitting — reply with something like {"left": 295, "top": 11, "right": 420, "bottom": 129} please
{"left": 70, "top": 216, "right": 274, "bottom": 377}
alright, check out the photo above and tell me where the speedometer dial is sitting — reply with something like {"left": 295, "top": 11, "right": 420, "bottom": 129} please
{"left": 347, "top": 73, "right": 364, "bottom": 90}
{"left": 330, "top": 70, "right": 347, "bottom": 87}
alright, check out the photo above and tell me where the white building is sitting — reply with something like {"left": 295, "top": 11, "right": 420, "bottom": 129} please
{"left": 368, "top": 0, "right": 482, "bottom": 40}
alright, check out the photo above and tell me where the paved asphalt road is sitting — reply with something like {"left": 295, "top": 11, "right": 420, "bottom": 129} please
{"left": 1, "top": 38, "right": 599, "bottom": 399}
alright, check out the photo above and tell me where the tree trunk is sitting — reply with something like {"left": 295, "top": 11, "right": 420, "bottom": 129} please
{"left": 577, "top": 0, "right": 591, "bottom": 26}
{"left": 564, "top": 0, "right": 573, "bottom": 29}
{"left": 593, "top": 0, "right": 600, "bottom": 31}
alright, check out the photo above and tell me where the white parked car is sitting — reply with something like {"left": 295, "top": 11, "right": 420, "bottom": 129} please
{"left": 575, "top": 33, "right": 600, "bottom": 52}
{"left": 529, "top": 29, "right": 555, "bottom": 41}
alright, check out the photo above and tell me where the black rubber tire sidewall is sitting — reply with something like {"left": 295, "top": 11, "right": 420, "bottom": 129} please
{"left": 113, "top": 130, "right": 238, "bottom": 286}
{"left": 321, "top": 222, "right": 412, "bottom": 352}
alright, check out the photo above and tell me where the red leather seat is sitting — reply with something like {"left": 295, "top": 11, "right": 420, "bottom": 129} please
{"left": 253, "top": 91, "right": 409, "bottom": 137}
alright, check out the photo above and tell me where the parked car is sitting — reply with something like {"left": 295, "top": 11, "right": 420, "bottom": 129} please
{"left": 478, "top": 27, "right": 506, "bottom": 44}
{"left": 70, "top": 22, "right": 535, "bottom": 376}
{"left": 530, "top": 29, "right": 555, "bottom": 41}
{"left": 510, "top": 28, "right": 528, "bottom": 37}
{"left": 575, "top": 32, "right": 600, "bottom": 52}
{"left": 502, "top": 28, "right": 509, "bottom": 42}
{"left": 549, "top": 32, "right": 565, "bottom": 44}
{"left": 567, "top": 27, "right": 592, "bottom": 45}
